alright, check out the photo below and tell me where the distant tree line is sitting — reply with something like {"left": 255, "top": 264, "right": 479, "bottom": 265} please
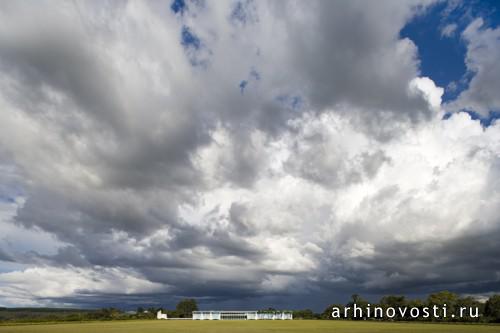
{"left": 2, "top": 293, "right": 500, "bottom": 324}
{"left": 287, "top": 292, "right": 499, "bottom": 323}
{"left": 0, "top": 307, "right": 122, "bottom": 323}
{"left": 0, "top": 299, "right": 198, "bottom": 324}
{"left": 312, "top": 292, "right": 500, "bottom": 323}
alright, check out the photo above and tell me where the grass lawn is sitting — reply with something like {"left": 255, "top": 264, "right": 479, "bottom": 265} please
{"left": 0, "top": 320, "right": 499, "bottom": 333}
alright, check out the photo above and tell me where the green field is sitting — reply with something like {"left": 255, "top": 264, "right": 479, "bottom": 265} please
{"left": 0, "top": 320, "right": 499, "bottom": 333}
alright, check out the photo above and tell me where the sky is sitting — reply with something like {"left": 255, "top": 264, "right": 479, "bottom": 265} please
{"left": 0, "top": 0, "right": 500, "bottom": 311}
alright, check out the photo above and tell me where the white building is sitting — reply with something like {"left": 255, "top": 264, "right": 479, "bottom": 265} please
{"left": 157, "top": 310, "right": 168, "bottom": 320}
{"left": 192, "top": 311, "right": 292, "bottom": 320}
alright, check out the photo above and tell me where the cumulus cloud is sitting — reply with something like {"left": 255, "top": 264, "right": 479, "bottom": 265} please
{"left": 0, "top": 0, "right": 499, "bottom": 309}
{"left": 447, "top": 18, "right": 500, "bottom": 116}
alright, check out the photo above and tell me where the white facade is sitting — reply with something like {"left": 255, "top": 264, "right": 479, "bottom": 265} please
{"left": 192, "top": 311, "right": 292, "bottom": 320}
{"left": 157, "top": 310, "right": 168, "bottom": 319}
{"left": 256, "top": 312, "right": 293, "bottom": 320}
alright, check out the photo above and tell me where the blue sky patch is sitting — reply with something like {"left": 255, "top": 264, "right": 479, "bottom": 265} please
{"left": 181, "top": 26, "right": 200, "bottom": 50}
{"left": 180, "top": 26, "right": 211, "bottom": 67}
{"left": 443, "top": 110, "right": 500, "bottom": 127}
{"left": 401, "top": 3, "right": 468, "bottom": 102}
{"left": 461, "top": 110, "right": 500, "bottom": 127}
{"left": 402, "top": 0, "right": 500, "bottom": 104}
{"left": 171, "top": 0, "right": 186, "bottom": 15}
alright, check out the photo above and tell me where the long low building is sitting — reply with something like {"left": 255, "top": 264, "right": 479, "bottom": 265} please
{"left": 192, "top": 311, "right": 292, "bottom": 320}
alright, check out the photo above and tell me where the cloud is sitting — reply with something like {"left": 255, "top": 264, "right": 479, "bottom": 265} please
{"left": 440, "top": 23, "right": 458, "bottom": 37}
{"left": 447, "top": 18, "right": 500, "bottom": 116}
{"left": 0, "top": 266, "right": 166, "bottom": 307}
{"left": 0, "top": 0, "right": 499, "bottom": 310}
{"left": 0, "top": 248, "right": 13, "bottom": 263}
{"left": 277, "top": 1, "right": 431, "bottom": 117}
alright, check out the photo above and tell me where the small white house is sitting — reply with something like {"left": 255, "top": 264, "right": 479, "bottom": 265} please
{"left": 157, "top": 310, "right": 168, "bottom": 320}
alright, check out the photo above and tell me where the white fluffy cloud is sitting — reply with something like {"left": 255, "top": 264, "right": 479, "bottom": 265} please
{"left": 447, "top": 18, "right": 500, "bottom": 115}
{"left": 0, "top": 267, "right": 166, "bottom": 307}
{"left": 0, "top": 0, "right": 499, "bottom": 308}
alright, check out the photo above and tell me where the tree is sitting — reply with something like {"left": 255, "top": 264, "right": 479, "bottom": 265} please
{"left": 292, "top": 309, "right": 315, "bottom": 319}
{"left": 427, "top": 291, "right": 459, "bottom": 321}
{"left": 456, "top": 296, "right": 482, "bottom": 322}
{"left": 406, "top": 298, "right": 425, "bottom": 321}
{"left": 485, "top": 295, "right": 500, "bottom": 322}
{"left": 98, "top": 307, "right": 122, "bottom": 320}
{"left": 321, "top": 304, "right": 345, "bottom": 319}
{"left": 346, "top": 294, "right": 369, "bottom": 320}
{"left": 379, "top": 295, "right": 408, "bottom": 320}
{"left": 176, "top": 299, "right": 198, "bottom": 318}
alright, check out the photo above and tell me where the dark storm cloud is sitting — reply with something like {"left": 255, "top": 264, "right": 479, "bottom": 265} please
{"left": 284, "top": 1, "right": 429, "bottom": 114}
{"left": 15, "top": 186, "right": 178, "bottom": 237}
{"left": 0, "top": 15, "right": 125, "bottom": 132}
{"left": 322, "top": 226, "right": 500, "bottom": 296}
